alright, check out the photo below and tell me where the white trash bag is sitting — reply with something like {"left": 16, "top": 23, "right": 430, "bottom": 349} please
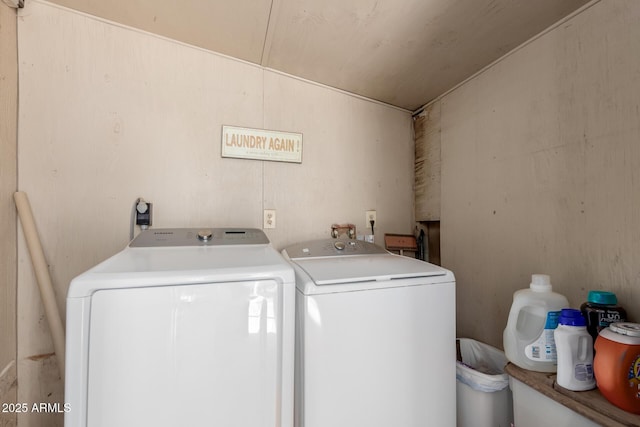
{"left": 456, "top": 338, "right": 510, "bottom": 393}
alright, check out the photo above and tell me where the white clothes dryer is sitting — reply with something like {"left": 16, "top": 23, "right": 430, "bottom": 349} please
{"left": 282, "top": 239, "right": 456, "bottom": 427}
{"left": 65, "top": 228, "right": 295, "bottom": 427}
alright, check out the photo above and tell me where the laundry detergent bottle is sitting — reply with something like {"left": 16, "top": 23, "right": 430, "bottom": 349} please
{"left": 554, "top": 308, "right": 595, "bottom": 391}
{"left": 503, "top": 274, "right": 569, "bottom": 372}
{"left": 594, "top": 323, "right": 640, "bottom": 413}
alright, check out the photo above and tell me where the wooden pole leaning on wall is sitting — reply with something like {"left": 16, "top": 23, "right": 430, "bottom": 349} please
{"left": 14, "top": 191, "right": 65, "bottom": 380}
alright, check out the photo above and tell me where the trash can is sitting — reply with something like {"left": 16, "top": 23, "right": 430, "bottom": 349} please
{"left": 456, "top": 338, "right": 513, "bottom": 427}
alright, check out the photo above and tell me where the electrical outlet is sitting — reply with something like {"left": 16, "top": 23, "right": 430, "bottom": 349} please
{"left": 366, "top": 210, "right": 376, "bottom": 229}
{"left": 264, "top": 209, "right": 276, "bottom": 229}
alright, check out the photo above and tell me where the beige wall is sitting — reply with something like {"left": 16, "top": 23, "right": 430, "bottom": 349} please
{"left": 437, "top": 0, "right": 640, "bottom": 349}
{"left": 0, "top": 3, "right": 18, "bottom": 427}
{"left": 16, "top": 2, "right": 414, "bottom": 425}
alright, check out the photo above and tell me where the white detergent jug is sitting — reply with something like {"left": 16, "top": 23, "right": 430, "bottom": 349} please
{"left": 503, "top": 274, "right": 569, "bottom": 372}
{"left": 554, "top": 308, "right": 595, "bottom": 391}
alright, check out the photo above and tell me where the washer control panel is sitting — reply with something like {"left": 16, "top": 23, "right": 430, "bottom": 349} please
{"left": 284, "top": 239, "right": 387, "bottom": 259}
{"left": 130, "top": 228, "right": 269, "bottom": 247}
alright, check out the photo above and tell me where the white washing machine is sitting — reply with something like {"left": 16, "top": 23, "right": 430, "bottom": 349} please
{"left": 65, "top": 228, "right": 295, "bottom": 427}
{"left": 282, "top": 239, "right": 456, "bottom": 427}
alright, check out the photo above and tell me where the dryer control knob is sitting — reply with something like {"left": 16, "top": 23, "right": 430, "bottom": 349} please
{"left": 197, "top": 229, "right": 213, "bottom": 242}
{"left": 334, "top": 241, "right": 346, "bottom": 250}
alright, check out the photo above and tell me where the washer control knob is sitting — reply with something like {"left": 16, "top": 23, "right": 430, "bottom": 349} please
{"left": 334, "top": 241, "right": 346, "bottom": 250}
{"left": 197, "top": 229, "right": 213, "bottom": 242}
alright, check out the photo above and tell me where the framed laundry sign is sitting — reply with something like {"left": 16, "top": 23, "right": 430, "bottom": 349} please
{"left": 221, "top": 125, "right": 303, "bottom": 163}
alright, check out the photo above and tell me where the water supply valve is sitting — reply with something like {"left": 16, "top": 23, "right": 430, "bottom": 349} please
{"left": 331, "top": 223, "right": 356, "bottom": 239}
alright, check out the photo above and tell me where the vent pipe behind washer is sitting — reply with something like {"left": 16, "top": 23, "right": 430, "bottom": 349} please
{"left": 14, "top": 192, "right": 65, "bottom": 380}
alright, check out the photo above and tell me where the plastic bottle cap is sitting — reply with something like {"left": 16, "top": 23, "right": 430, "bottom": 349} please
{"left": 558, "top": 308, "right": 586, "bottom": 326}
{"left": 609, "top": 322, "right": 640, "bottom": 337}
{"left": 587, "top": 290, "right": 618, "bottom": 305}
{"left": 530, "top": 274, "right": 552, "bottom": 292}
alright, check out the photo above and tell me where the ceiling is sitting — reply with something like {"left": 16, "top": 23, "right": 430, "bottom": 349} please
{"left": 47, "top": 0, "right": 592, "bottom": 111}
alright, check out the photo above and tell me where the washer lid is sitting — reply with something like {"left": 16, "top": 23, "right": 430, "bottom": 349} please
{"left": 292, "top": 253, "right": 447, "bottom": 285}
